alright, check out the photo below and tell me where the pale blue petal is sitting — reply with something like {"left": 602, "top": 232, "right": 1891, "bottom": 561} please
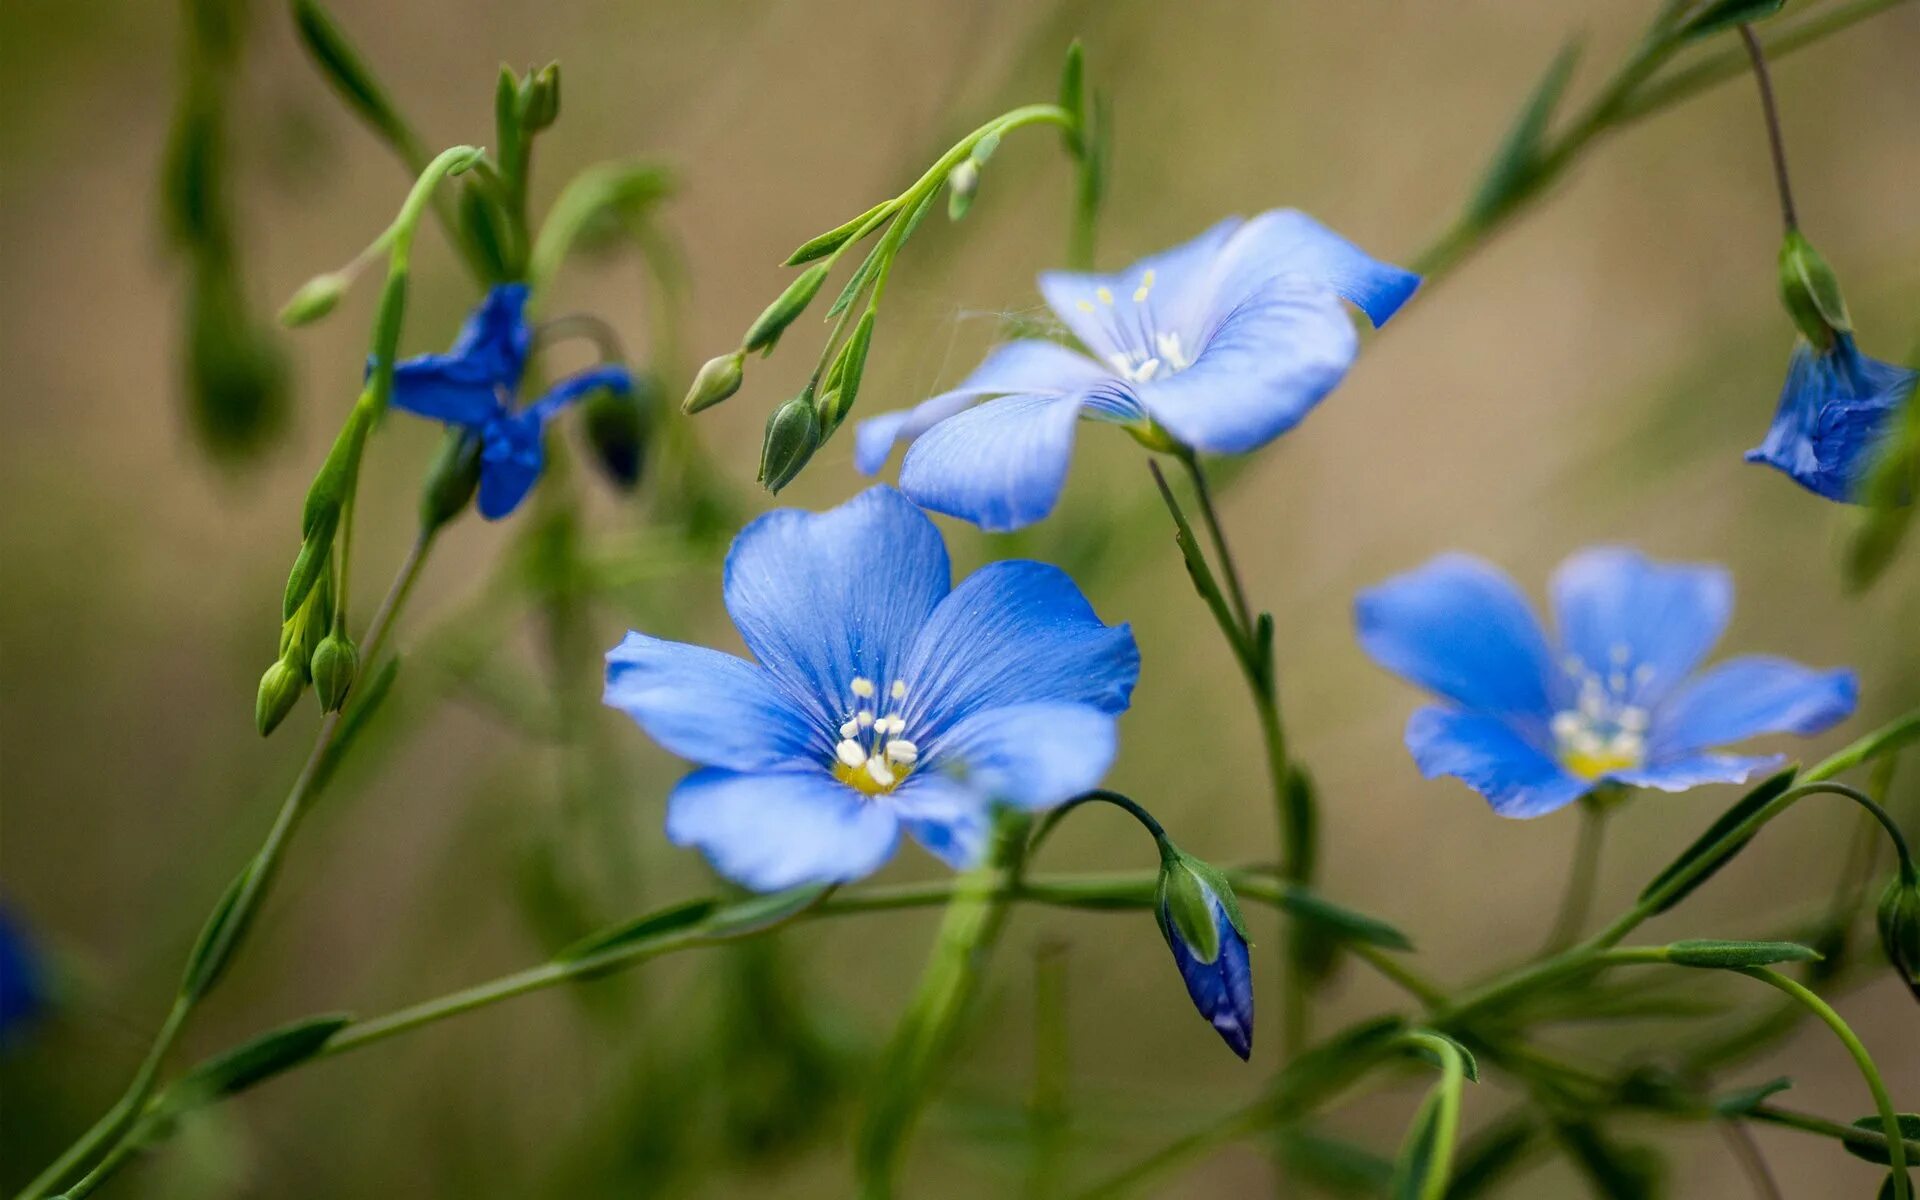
{"left": 901, "top": 561, "right": 1139, "bottom": 735}
{"left": 897, "top": 392, "right": 1089, "bottom": 532}
{"left": 889, "top": 774, "right": 993, "bottom": 870}
{"left": 1406, "top": 706, "right": 1590, "bottom": 818}
{"left": 1038, "top": 217, "right": 1244, "bottom": 363}
{"left": 1650, "top": 656, "right": 1857, "bottom": 758}
{"left": 723, "top": 486, "right": 950, "bottom": 728}
{"left": 1549, "top": 547, "right": 1730, "bottom": 707}
{"left": 1214, "top": 209, "right": 1420, "bottom": 328}
{"left": 603, "top": 631, "right": 821, "bottom": 771}
{"left": 476, "top": 413, "right": 543, "bottom": 519}
{"left": 1611, "top": 753, "right": 1784, "bottom": 792}
{"left": 665, "top": 768, "right": 900, "bottom": 891}
{"left": 921, "top": 701, "right": 1119, "bottom": 810}
{"left": 1355, "top": 555, "right": 1556, "bottom": 721}
{"left": 1130, "top": 285, "right": 1357, "bottom": 454}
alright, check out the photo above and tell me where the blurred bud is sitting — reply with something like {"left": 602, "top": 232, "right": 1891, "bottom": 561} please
{"left": 1154, "top": 845, "right": 1253, "bottom": 1060}
{"left": 255, "top": 657, "right": 306, "bottom": 737}
{"left": 310, "top": 634, "right": 359, "bottom": 712}
{"left": 186, "top": 271, "right": 290, "bottom": 460}
{"left": 818, "top": 312, "right": 874, "bottom": 438}
{"left": 278, "top": 272, "right": 349, "bottom": 327}
{"left": 947, "top": 160, "right": 980, "bottom": 222}
{"left": 584, "top": 374, "right": 654, "bottom": 491}
{"left": 743, "top": 263, "right": 830, "bottom": 353}
{"left": 683, "top": 352, "right": 745, "bottom": 414}
{"left": 1778, "top": 230, "right": 1851, "bottom": 349}
{"left": 282, "top": 532, "right": 334, "bottom": 623}
{"left": 420, "top": 429, "right": 483, "bottom": 531}
{"left": 1876, "top": 867, "right": 1920, "bottom": 1002}
{"left": 758, "top": 393, "right": 820, "bottom": 494}
{"left": 520, "top": 62, "right": 561, "bottom": 131}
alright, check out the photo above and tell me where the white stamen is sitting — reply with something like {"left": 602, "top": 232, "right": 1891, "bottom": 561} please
{"left": 1633, "top": 664, "right": 1655, "bottom": 685}
{"left": 891, "top": 680, "right": 908, "bottom": 700}
{"left": 1618, "top": 706, "right": 1650, "bottom": 733}
{"left": 1095, "top": 286, "right": 1114, "bottom": 305}
{"left": 851, "top": 677, "right": 875, "bottom": 698}
{"left": 857, "top": 710, "right": 875, "bottom": 728}
{"left": 1132, "top": 269, "right": 1156, "bottom": 303}
{"left": 836, "top": 740, "right": 868, "bottom": 768}
{"left": 839, "top": 720, "right": 860, "bottom": 740}
{"left": 865, "top": 757, "right": 896, "bottom": 787}
{"left": 1608, "top": 670, "right": 1628, "bottom": 694}
{"left": 1609, "top": 643, "right": 1632, "bottom": 665}
{"left": 886, "top": 739, "right": 919, "bottom": 765}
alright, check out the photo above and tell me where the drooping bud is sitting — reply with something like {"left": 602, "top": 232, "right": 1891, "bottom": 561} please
{"left": 758, "top": 392, "right": 821, "bottom": 494}
{"left": 310, "top": 633, "right": 359, "bottom": 712}
{"left": 583, "top": 373, "right": 654, "bottom": 491}
{"left": 1778, "top": 230, "right": 1851, "bottom": 350}
{"left": 255, "top": 656, "right": 306, "bottom": 737}
{"left": 683, "top": 352, "right": 745, "bottom": 414}
{"left": 520, "top": 61, "right": 561, "bottom": 131}
{"left": 278, "top": 272, "right": 350, "bottom": 327}
{"left": 742, "top": 263, "right": 830, "bottom": 353}
{"left": 420, "top": 429, "right": 483, "bottom": 531}
{"left": 1154, "top": 844, "right": 1254, "bottom": 1060}
{"left": 1876, "top": 866, "right": 1920, "bottom": 1002}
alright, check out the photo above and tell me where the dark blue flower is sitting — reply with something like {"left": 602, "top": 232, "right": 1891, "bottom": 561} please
{"left": 1746, "top": 334, "right": 1918, "bottom": 503}
{"left": 0, "top": 904, "right": 44, "bottom": 1044}
{"left": 388, "top": 284, "right": 634, "bottom": 519}
{"left": 854, "top": 210, "right": 1418, "bottom": 530}
{"left": 1157, "top": 862, "right": 1254, "bottom": 1060}
{"left": 1355, "top": 547, "right": 1856, "bottom": 818}
{"left": 602, "top": 486, "right": 1140, "bottom": 890}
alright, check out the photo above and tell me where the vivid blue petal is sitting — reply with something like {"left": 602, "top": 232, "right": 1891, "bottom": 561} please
{"left": 897, "top": 392, "right": 1092, "bottom": 532}
{"left": 1406, "top": 706, "right": 1591, "bottom": 818}
{"left": 447, "top": 283, "right": 534, "bottom": 381}
{"left": 389, "top": 355, "right": 506, "bottom": 428}
{"left": 530, "top": 365, "right": 634, "bottom": 422}
{"left": 1747, "top": 337, "right": 1918, "bottom": 503}
{"left": 0, "top": 907, "right": 41, "bottom": 1042}
{"left": 1355, "top": 555, "right": 1556, "bottom": 721}
{"left": 603, "top": 631, "right": 822, "bottom": 771}
{"left": 1130, "top": 284, "right": 1357, "bottom": 454}
{"left": 1164, "top": 890, "right": 1254, "bottom": 1060}
{"left": 1038, "top": 217, "right": 1244, "bottom": 364}
{"left": 922, "top": 701, "right": 1119, "bottom": 810}
{"left": 1610, "top": 753, "right": 1784, "bottom": 793}
{"left": 724, "top": 486, "right": 950, "bottom": 729}
{"left": 854, "top": 341, "right": 1111, "bottom": 475}
{"left": 1549, "top": 547, "right": 1730, "bottom": 707}
{"left": 665, "top": 768, "right": 900, "bottom": 891}
{"left": 902, "top": 561, "right": 1139, "bottom": 735}
{"left": 476, "top": 412, "right": 544, "bottom": 519}
{"left": 1650, "top": 655, "right": 1857, "bottom": 758}
{"left": 1215, "top": 209, "right": 1421, "bottom": 328}
{"left": 889, "top": 774, "right": 994, "bottom": 870}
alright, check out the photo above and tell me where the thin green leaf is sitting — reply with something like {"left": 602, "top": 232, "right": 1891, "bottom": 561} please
{"left": 1664, "top": 939, "right": 1822, "bottom": 968}
{"left": 705, "top": 883, "right": 833, "bottom": 937}
{"left": 1407, "top": 1031, "right": 1479, "bottom": 1083}
{"left": 1712, "top": 1076, "right": 1792, "bottom": 1117}
{"left": 1844, "top": 1114, "right": 1920, "bottom": 1167}
{"left": 1676, "top": 0, "right": 1789, "bottom": 42}
{"left": 555, "top": 898, "right": 717, "bottom": 966}
{"left": 1390, "top": 1091, "right": 1448, "bottom": 1200}
{"left": 1280, "top": 886, "right": 1415, "bottom": 951}
{"left": 785, "top": 200, "right": 891, "bottom": 266}
{"left": 180, "top": 860, "right": 262, "bottom": 1000}
{"left": 165, "top": 1013, "right": 352, "bottom": 1109}
{"left": 1466, "top": 38, "right": 1583, "bottom": 226}
{"left": 1640, "top": 767, "right": 1798, "bottom": 912}
{"left": 290, "top": 0, "right": 420, "bottom": 157}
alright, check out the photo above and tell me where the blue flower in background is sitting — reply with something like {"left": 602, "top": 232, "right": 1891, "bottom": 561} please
{"left": 854, "top": 210, "right": 1419, "bottom": 531}
{"left": 388, "top": 283, "right": 634, "bottom": 519}
{"left": 0, "top": 904, "right": 44, "bottom": 1044}
{"left": 1746, "top": 335, "right": 1917, "bottom": 502}
{"left": 603, "top": 486, "right": 1139, "bottom": 890}
{"left": 1355, "top": 547, "right": 1856, "bottom": 818}
{"left": 1156, "top": 863, "right": 1254, "bottom": 1060}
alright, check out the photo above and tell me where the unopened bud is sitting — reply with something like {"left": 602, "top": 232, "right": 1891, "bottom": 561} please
{"left": 758, "top": 393, "right": 820, "bottom": 493}
{"left": 278, "top": 272, "right": 350, "bottom": 327}
{"left": 520, "top": 61, "right": 561, "bottom": 131}
{"left": 947, "top": 160, "right": 980, "bottom": 222}
{"left": 255, "top": 657, "right": 306, "bottom": 737}
{"left": 584, "top": 375, "right": 653, "bottom": 491}
{"left": 742, "top": 263, "right": 830, "bottom": 353}
{"left": 818, "top": 311, "right": 874, "bottom": 437}
{"left": 420, "top": 429, "right": 483, "bottom": 531}
{"left": 1877, "top": 867, "right": 1920, "bottom": 1002}
{"left": 310, "top": 633, "right": 359, "bottom": 712}
{"left": 1778, "top": 230, "right": 1851, "bottom": 349}
{"left": 1154, "top": 844, "right": 1254, "bottom": 1060}
{"left": 683, "top": 352, "right": 745, "bottom": 414}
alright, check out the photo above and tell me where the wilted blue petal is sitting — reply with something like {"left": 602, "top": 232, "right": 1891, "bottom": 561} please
{"left": 529, "top": 365, "right": 634, "bottom": 422}
{"left": 1747, "top": 337, "right": 1918, "bottom": 503}
{"left": 1611, "top": 753, "right": 1784, "bottom": 793}
{"left": 665, "top": 768, "right": 900, "bottom": 891}
{"left": 1165, "top": 889, "right": 1254, "bottom": 1060}
{"left": 447, "top": 283, "right": 534, "bottom": 381}
{"left": 476, "top": 412, "right": 544, "bottom": 519}
{"left": 922, "top": 701, "right": 1118, "bottom": 810}
{"left": 902, "top": 561, "right": 1139, "bottom": 734}
{"left": 1214, "top": 209, "right": 1420, "bottom": 328}
{"left": 889, "top": 774, "right": 993, "bottom": 870}
{"left": 897, "top": 392, "right": 1093, "bottom": 532}
{"left": 604, "top": 632, "right": 822, "bottom": 771}
{"left": 1549, "top": 547, "right": 1730, "bottom": 707}
{"left": 1406, "top": 706, "right": 1590, "bottom": 818}
{"left": 1038, "top": 217, "right": 1243, "bottom": 364}
{"left": 1355, "top": 554, "right": 1556, "bottom": 721}
{"left": 1650, "top": 656, "right": 1857, "bottom": 758}
{"left": 389, "top": 284, "right": 533, "bottom": 428}
{"left": 723, "top": 487, "right": 950, "bottom": 729}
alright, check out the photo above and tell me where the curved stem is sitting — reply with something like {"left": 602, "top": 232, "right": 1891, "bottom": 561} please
{"left": 1737, "top": 24, "right": 1799, "bottom": 232}
{"left": 1028, "top": 788, "right": 1168, "bottom": 861}
{"left": 1398, "top": 1031, "right": 1468, "bottom": 1200}
{"left": 1542, "top": 798, "right": 1610, "bottom": 953}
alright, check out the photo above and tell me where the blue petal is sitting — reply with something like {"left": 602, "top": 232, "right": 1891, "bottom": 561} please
{"left": 603, "top": 631, "right": 823, "bottom": 771}
{"left": 1165, "top": 893, "right": 1254, "bottom": 1060}
{"left": 1549, "top": 547, "right": 1730, "bottom": 707}
{"left": 1215, "top": 209, "right": 1421, "bottom": 328}
{"left": 854, "top": 341, "right": 1111, "bottom": 475}
{"left": 1610, "top": 753, "right": 1784, "bottom": 793}
{"left": 0, "top": 907, "right": 42, "bottom": 1041}
{"left": 447, "top": 283, "right": 534, "bottom": 382}
{"left": 1131, "top": 284, "right": 1357, "bottom": 454}
{"left": 1747, "top": 337, "right": 1918, "bottom": 503}
{"left": 390, "top": 355, "right": 506, "bottom": 428}
{"left": 897, "top": 392, "right": 1091, "bottom": 532}
{"left": 476, "top": 412, "right": 544, "bottom": 519}
{"left": 529, "top": 365, "right": 634, "bottom": 422}
{"left": 723, "top": 486, "right": 950, "bottom": 729}
{"left": 1406, "top": 706, "right": 1590, "bottom": 818}
{"left": 1649, "top": 656, "right": 1857, "bottom": 758}
{"left": 1038, "top": 217, "right": 1245, "bottom": 364}
{"left": 921, "top": 701, "right": 1120, "bottom": 809}
{"left": 889, "top": 774, "right": 993, "bottom": 870}
{"left": 665, "top": 768, "right": 901, "bottom": 891}
{"left": 902, "top": 560, "right": 1139, "bottom": 735}
{"left": 1355, "top": 554, "right": 1556, "bottom": 721}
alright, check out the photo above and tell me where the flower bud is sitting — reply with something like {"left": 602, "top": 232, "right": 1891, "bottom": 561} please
{"left": 278, "top": 272, "right": 350, "bottom": 327}
{"left": 420, "top": 429, "right": 483, "bottom": 531}
{"left": 583, "top": 375, "right": 653, "bottom": 491}
{"left": 683, "top": 352, "right": 745, "bottom": 414}
{"left": 742, "top": 263, "right": 830, "bottom": 353}
{"left": 758, "top": 393, "right": 820, "bottom": 494}
{"left": 1876, "top": 867, "right": 1920, "bottom": 1002}
{"left": 520, "top": 61, "right": 561, "bottom": 131}
{"left": 310, "top": 633, "right": 359, "bottom": 712}
{"left": 255, "top": 656, "right": 306, "bottom": 737}
{"left": 1154, "top": 847, "right": 1253, "bottom": 1060}
{"left": 947, "top": 160, "right": 980, "bottom": 222}
{"left": 1778, "top": 230, "right": 1852, "bottom": 350}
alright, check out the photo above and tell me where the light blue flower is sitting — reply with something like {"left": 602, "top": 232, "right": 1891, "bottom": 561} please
{"left": 1354, "top": 547, "right": 1856, "bottom": 818}
{"left": 603, "top": 486, "right": 1140, "bottom": 890}
{"left": 854, "top": 210, "right": 1419, "bottom": 531}
{"left": 1746, "top": 334, "right": 1917, "bottom": 502}
{"left": 388, "top": 283, "right": 634, "bottom": 519}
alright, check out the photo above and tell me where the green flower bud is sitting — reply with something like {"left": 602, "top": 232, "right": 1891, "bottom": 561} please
{"left": 278, "top": 272, "right": 349, "bottom": 327}
{"left": 947, "top": 160, "right": 980, "bottom": 222}
{"left": 420, "top": 429, "right": 483, "bottom": 531}
{"left": 520, "top": 61, "right": 561, "bottom": 131}
{"left": 1876, "top": 867, "right": 1920, "bottom": 1002}
{"left": 758, "top": 393, "right": 820, "bottom": 494}
{"left": 817, "top": 311, "right": 874, "bottom": 438}
{"left": 310, "top": 633, "right": 358, "bottom": 712}
{"left": 584, "top": 375, "right": 653, "bottom": 491}
{"left": 1778, "top": 230, "right": 1851, "bottom": 349}
{"left": 742, "top": 263, "right": 830, "bottom": 353}
{"left": 255, "top": 656, "right": 306, "bottom": 737}
{"left": 683, "top": 352, "right": 746, "bottom": 414}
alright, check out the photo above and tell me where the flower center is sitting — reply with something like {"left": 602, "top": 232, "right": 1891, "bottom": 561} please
{"left": 831, "top": 676, "right": 918, "bottom": 796}
{"left": 1072, "top": 270, "right": 1193, "bottom": 384}
{"left": 1552, "top": 646, "right": 1653, "bottom": 779}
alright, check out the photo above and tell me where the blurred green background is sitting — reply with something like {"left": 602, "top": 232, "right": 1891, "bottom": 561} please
{"left": 3, "top": 0, "right": 1917, "bottom": 1196}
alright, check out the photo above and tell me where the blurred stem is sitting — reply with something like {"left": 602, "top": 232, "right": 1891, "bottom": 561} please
{"left": 1719, "top": 1119, "right": 1785, "bottom": 1200}
{"left": 1397, "top": 1031, "right": 1468, "bottom": 1200}
{"left": 1737, "top": 24, "right": 1799, "bottom": 233}
{"left": 1541, "top": 795, "right": 1610, "bottom": 953}
{"left": 1750, "top": 1103, "right": 1920, "bottom": 1162}
{"left": 1023, "top": 939, "right": 1072, "bottom": 1200}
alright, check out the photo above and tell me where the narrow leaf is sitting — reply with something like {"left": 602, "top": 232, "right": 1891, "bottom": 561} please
{"left": 705, "top": 883, "right": 833, "bottom": 937}
{"left": 785, "top": 200, "right": 891, "bottom": 266}
{"left": 1843, "top": 1114, "right": 1920, "bottom": 1167}
{"left": 1676, "top": 0, "right": 1789, "bottom": 42}
{"left": 291, "top": 0, "right": 419, "bottom": 157}
{"left": 1665, "top": 939, "right": 1821, "bottom": 968}
{"left": 1640, "top": 767, "right": 1798, "bottom": 913}
{"left": 165, "top": 1013, "right": 352, "bottom": 1108}
{"left": 1712, "top": 1076, "right": 1792, "bottom": 1117}
{"left": 1466, "top": 38, "right": 1582, "bottom": 225}
{"left": 1390, "top": 1090, "right": 1448, "bottom": 1200}
{"left": 1407, "top": 1031, "right": 1479, "bottom": 1082}
{"left": 1280, "top": 886, "right": 1415, "bottom": 951}
{"left": 180, "top": 860, "right": 262, "bottom": 1000}
{"left": 555, "top": 898, "right": 717, "bottom": 966}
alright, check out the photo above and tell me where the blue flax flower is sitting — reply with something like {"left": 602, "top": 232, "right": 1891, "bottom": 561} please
{"left": 1157, "top": 865, "right": 1254, "bottom": 1060}
{"left": 389, "top": 283, "right": 633, "bottom": 519}
{"left": 1354, "top": 547, "right": 1856, "bottom": 818}
{"left": 0, "top": 904, "right": 43, "bottom": 1043}
{"left": 1746, "top": 334, "right": 1918, "bottom": 502}
{"left": 603, "top": 486, "right": 1140, "bottom": 890}
{"left": 854, "top": 210, "right": 1419, "bottom": 531}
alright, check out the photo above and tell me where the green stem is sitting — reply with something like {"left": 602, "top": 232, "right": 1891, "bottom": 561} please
{"left": 1397, "top": 1031, "right": 1468, "bottom": 1200}
{"left": 1542, "top": 797, "right": 1610, "bottom": 953}
{"left": 1736, "top": 23, "right": 1799, "bottom": 233}
{"left": 1750, "top": 1103, "right": 1920, "bottom": 1163}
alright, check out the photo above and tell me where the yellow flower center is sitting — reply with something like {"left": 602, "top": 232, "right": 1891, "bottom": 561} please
{"left": 1552, "top": 646, "right": 1653, "bottom": 779}
{"left": 830, "top": 675, "right": 917, "bottom": 796}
